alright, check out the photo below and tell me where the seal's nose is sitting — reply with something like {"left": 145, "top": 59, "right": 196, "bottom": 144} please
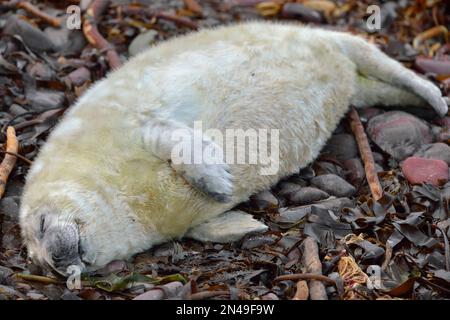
{"left": 43, "top": 223, "right": 84, "bottom": 275}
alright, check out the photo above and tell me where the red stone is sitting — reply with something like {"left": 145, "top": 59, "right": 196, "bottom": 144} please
{"left": 401, "top": 157, "right": 449, "bottom": 186}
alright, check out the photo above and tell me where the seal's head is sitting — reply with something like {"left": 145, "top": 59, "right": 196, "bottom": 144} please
{"left": 21, "top": 206, "right": 85, "bottom": 275}
{"left": 19, "top": 181, "right": 154, "bottom": 275}
{"left": 20, "top": 204, "right": 87, "bottom": 275}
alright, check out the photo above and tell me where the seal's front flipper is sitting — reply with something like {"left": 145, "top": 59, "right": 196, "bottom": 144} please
{"left": 140, "top": 119, "right": 233, "bottom": 203}
{"left": 186, "top": 211, "right": 268, "bottom": 243}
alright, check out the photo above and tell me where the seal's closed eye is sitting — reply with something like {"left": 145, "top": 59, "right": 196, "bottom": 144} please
{"left": 39, "top": 215, "right": 46, "bottom": 238}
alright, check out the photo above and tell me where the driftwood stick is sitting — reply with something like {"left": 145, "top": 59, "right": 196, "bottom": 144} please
{"left": 119, "top": 6, "right": 198, "bottom": 30}
{"left": 293, "top": 280, "right": 309, "bottom": 300}
{"left": 0, "top": 150, "right": 32, "bottom": 165}
{"left": 348, "top": 107, "right": 383, "bottom": 201}
{"left": 0, "top": 127, "right": 18, "bottom": 199}
{"left": 83, "top": 0, "right": 122, "bottom": 70}
{"left": 302, "top": 237, "right": 328, "bottom": 300}
{"left": 274, "top": 273, "right": 336, "bottom": 286}
{"left": 17, "top": 1, "right": 62, "bottom": 27}
{"left": 190, "top": 290, "right": 230, "bottom": 300}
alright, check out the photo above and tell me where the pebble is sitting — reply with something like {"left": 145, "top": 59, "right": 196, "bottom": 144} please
{"left": 241, "top": 235, "right": 275, "bottom": 249}
{"left": 0, "top": 196, "right": 20, "bottom": 221}
{"left": 44, "top": 24, "right": 86, "bottom": 55}
{"left": 65, "top": 67, "right": 91, "bottom": 87}
{"left": 434, "top": 117, "right": 450, "bottom": 128}
{"left": 26, "top": 89, "right": 65, "bottom": 111}
{"left": 315, "top": 161, "right": 346, "bottom": 178}
{"left": 323, "top": 133, "right": 358, "bottom": 161}
{"left": 128, "top": 30, "right": 159, "bottom": 57}
{"left": 280, "top": 3, "right": 323, "bottom": 23}
{"left": 250, "top": 190, "right": 279, "bottom": 211}
{"left": 4, "top": 15, "right": 56, "bottom": 52}
{"left": 133, "top": 281, "right": 183, "bottom": 300}
{"left": 367, "top": 111, "right": 433, "bottom": 160}
{"left": 277, "top": 181, "right": 303, "bottom": 199}
{"left": 287, "top": 187, "right": 329, "bottom": 205}
{"left": 413, "top": 143, "right": 450, "bottom": 165}
{"left": 401, "top": 156, "right": 449, "bottom": 186}
{"left": 342, "top": 158, "right": 365, "bottom": 185}
{"left": 277, "top": 197, "right": 355, "bottom": 223}
{"left": 311, "top": 174, "right": 356, "bottom": 197}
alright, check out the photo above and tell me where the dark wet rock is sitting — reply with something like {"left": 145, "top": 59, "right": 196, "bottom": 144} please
{"left": 0, "top": 266, "right": 13, "bottom": 285}
{"left": 277, "top": 181, "right": 303, "bottom": 199}
{"left": 65, "top": 67, "right": 91, "bottom": 87}
{"left": 128, "top": 30, "right": 159, "bottom": 57}
{"left": 241, "top": 234, "right": 275, "bottom": 249}
{"left": 95, "top": 260, "right": 128, "bottom": 276}
{"left": 4, "top": 15, "right": 56, "bottom": 52}
{"left": 342, "top": 158, "right": 365, "bottom": 185}
{"left": 277, "top": 197, "right": 355, "bottom": 223}
{"left": 26, "top": 89, "right": 65, "bottom": 111}
{"left": 44, "top": 25, "right": 86, "bottom": 55}
{"left": 287, "top": 175, "right": 308, "bottom": 186}
{"left": 26, "top": 291, "right": 46, "bottom": 300}
{"left": 402, "top": 156, "right": 449, "bottom": 186}
{"left": 280, "top": 3, "right": 323, "bottom": 23}
{"left": 413, "top": 143, "right": 450, "bottom": 165}
{"left": 415, "top": 56, "right": 450, "bottom": 76}
{"left": 0, "top": 284, "right": 26, "bottom": 299}
{"left": 434, "top": 117, "right": 450, "bottom": 128}
{"left": 61, "top": 291, "right": 82, "bottom": 300}
{"left": 0, "top": 196, "right": 20, "bottom": 221}
{"left": 314, "top": 161, "right": 346, "bottom": 178}
{"left": 34, "top": 284, "right": 65, "bottom": 300}
{"left": 436, "top": 129, "right": 450, "bottom": 143}
{"left": 288, "top": 187, "right": 329, "bottom": 205}
{"left": 367, "top": 111, "right": 433, "bottom": 160}
{"left": 358, "top": 108, "right": 383, "bottom": 122}
{"left": 372, "top": 152, "right": 384, "bottom": 164}
{"left": 323, "top": 134, "right": 358, "bottom": 161}
{"left": 133, "top": 281, "right": 184, "bottom": 300}
{"left": 27, "top": 62, "right": 54, "bottom": 80}
{"left": 311, "top": 174, "right": 356, "bottom": 197}
{"left": 298, "top": 166, "right": 315, "bottom": 180}
{"left": 250, "top": 190, "right": 279, "bottom": 211}
{"left": 261, "top": 292, "right": 280, "bottom": 300}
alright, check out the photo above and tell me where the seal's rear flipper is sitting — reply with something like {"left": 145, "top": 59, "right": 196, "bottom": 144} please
{"left": 336, "top": 33, "right": 448, "bottom": 117}
{"left": 185, "top": 211, "right": 268, "bottom": 243}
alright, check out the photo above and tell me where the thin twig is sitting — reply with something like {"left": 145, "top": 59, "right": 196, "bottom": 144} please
{"left": 17, "top": 1, "right": 62, "bottom": 27}
{"left": 190, "top": 290, "right": 230, "bottom": 300}
{"left": 274, "top": 273, "right": 336, "bottom": 286}
{"left": 348, "top": 107, "right": 383, "bottom": 201}
{"left": 119, "top": 6, "right": 198, "bottom": 30}
{"left": 0, "top": 150, "right": 32, "bottom": 165}
{"left": 0, "top": 127, "right": 18, "bottom": 199}
{"left": 83, "top": 0, "right": 122, "bottom": 70}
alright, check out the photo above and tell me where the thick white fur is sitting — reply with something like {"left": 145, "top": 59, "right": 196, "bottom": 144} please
{"left": 20, "top": 22, "right": 447, "bottom": 271}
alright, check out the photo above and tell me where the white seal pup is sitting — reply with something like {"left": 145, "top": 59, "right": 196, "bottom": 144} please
{"left": 19, "top": 22, "right": 447, "bottom": 274}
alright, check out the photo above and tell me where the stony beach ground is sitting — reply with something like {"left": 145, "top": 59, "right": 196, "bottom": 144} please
{"left": 0, "top": 0, "right": 449, "bottom": 300}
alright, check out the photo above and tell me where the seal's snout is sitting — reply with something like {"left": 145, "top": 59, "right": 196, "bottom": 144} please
{"left": 42, "top": 221, "right": 85, "bottom": 276}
